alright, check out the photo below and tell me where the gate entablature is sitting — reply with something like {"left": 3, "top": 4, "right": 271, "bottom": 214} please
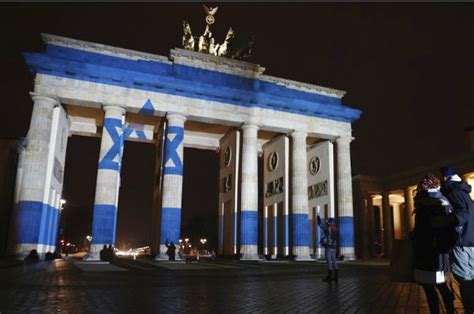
{"left": 24, "top": 34, "right": 360, "bottom": 140}
{"left": 13, "top": 32, "right": 362, "bottom": 260}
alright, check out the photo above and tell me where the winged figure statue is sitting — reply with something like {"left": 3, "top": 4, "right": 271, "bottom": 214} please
{"left": 203, "top": 5, "right": 218, "bottom": 16}
{"left": 182, "top": 20, "right": 195, "bottom": 51}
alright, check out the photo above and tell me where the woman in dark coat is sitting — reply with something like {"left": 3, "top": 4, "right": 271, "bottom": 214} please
{"left": 413, "top": 174, "right": 455, "bottom": 314}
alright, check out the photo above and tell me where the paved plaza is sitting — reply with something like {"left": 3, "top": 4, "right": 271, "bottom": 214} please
{"left": 0, "top": 257, "right": 466, "bottom": 313}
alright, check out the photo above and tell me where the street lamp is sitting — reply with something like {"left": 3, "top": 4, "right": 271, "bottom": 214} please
{"left": 200, "top": 238, "right": 207, "bottom": 254}
{"left": 85, "top": 235, "right": 92, "bottom": 252}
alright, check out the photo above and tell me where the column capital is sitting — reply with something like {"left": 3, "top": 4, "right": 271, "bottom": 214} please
{"left": 29, "top": 92, "right": 59, "bottom": 106}
{"left": 335, "top": 136, "right": 354, "bottom": 145}
{"left": 166, "top": 112, "right": 187, "bottom": 124}
{"left": 103, "top": 105, "right": 126, "bottom": 116}
{"left": 290, "top": 130, "right": 307, "bottom": 139}
{"left": 241, "top": 122, "right": 259, "bottom": 131}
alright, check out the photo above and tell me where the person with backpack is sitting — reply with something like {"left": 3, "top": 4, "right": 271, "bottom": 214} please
{"left": 413, "top": 174, "right": 455, "bottom": 314}
{"left": 440, "top": 166, "right": 474, "bottom": 312}
{"left": 317, "top": 212, "right": 338, "bottom": 282}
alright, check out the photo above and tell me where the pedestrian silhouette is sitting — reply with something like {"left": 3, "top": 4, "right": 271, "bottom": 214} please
{"left": 317, "top": 212, "right": 339, "bottom": 282}
{"left": 25, "top": 249, "right": 39, "bottom": 262}
{"left": 166, "top": 242, "right": 176, "bottom": 261}
{"left": 99, "top": 245, "right": 107, "bottom": 261}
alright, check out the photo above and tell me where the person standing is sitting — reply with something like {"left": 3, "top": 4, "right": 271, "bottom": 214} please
{"left": 165, "top": 242, "right": 176, "bottom": 261}
{"left": 317, "top": 212, "right": 338, "bottom": 282}
{"left": 413, "top": 174, "right": 455, "bottom": 314}
{"left": 440, "top": 166, "right": 474, "bottom": 312}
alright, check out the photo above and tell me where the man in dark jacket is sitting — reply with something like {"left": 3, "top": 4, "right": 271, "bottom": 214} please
{"left": 440, "top": 166, "right": 474, "bottom": 312}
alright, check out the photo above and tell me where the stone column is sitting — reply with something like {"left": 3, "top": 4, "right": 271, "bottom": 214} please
{"left": 291, "top": 131, "right": 311, "bottom": 260}
{"left": 367, "top": 195, "right": 376, "bottom": 257}
{"left": 14, "top": 94, "right": 58, "bottom": 258}
{"left": 382, "top": 192, "right": 393, "bottom": 258}
{"left": 87, "top": 105, "right": 126, "bottom": 261}
{"left": 155, "top": 113, "right": 186, "bottom": 260}
{"left": 335, "top": 136, "right": 356, "bottom": 260}
{"left": 240, "top": 123, "right": 259, "bottom": 260}
{"left": 156, "top": 113, "right": 186, "bottom": 260}
{"left": 359, "top": 192, "right": 369, "bottom": 259}
{"left": 404, "top": 187, "right": 415, "bottom": 234}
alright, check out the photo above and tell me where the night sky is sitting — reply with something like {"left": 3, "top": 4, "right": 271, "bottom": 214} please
{"left": 1, "top": 3, "right": 473, "bottom": 248}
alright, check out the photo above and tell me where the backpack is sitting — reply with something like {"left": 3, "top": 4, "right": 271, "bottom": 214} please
{"left": 320, "top": 229, "right": 337, "bottom": 248}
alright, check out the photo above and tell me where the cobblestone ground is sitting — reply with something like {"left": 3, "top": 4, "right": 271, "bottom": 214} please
{"left": 0, "top": 257, "right": 466, "bottom": 313}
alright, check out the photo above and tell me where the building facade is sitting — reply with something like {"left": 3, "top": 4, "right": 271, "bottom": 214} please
{"left": 353, "top": 130, "right": 474, "bottom": 258}
{"left": 11, "top": 33, "right": 362, "bottom": 260}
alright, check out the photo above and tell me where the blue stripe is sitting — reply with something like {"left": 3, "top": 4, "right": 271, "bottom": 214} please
{"left": 16, "top": 201, "right": 59, "bottom": 245}
{"left": 240, "top": 210, "right": 258, "bottom": 245}
{"left": 17, "top": 201, "right": 41, "bottom": 244}
{"left": 160, "top": 207, "right": 181, "bottom": 245}
{"left": 41, "top": 45, "right": 338, "bottom": 104}
{"left": 91, "top": 204, "right": 117, "bottom": 244}
{"left": 285, "top": 214, "right": 289, "bottom": 250}
{"left": 292, "top": 213, "right": 310, "bottom": 247}
{"left": 38, "top": 203, "right": 50, "bottom": 246}
{"left": 338, "top": 216, "right": 355, "bottom": 248}
{"left": 23, "top": 45, "right": 362, "bottom": 123}
{"left": 45, "top": 207, "right": 54, "bottom": 245}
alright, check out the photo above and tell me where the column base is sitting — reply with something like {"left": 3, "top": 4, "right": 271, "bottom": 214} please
{"left": 83, "top": 251, "right": 100, "bottom": 261}
{"left": 15, "top": 243, "right": 56, "bottom": 260}
{"left": 315, "top": 247, "right": 324, "bottom": 260}
{"left": 294, "top": 255, "right": 314, "bottom": 261}
{"left": 240, "top": 253, "right": 261, "bottom": 261}
{"left": 84, "top": 244, "right": 105, "bottom": 261}
{"left": 340, "top": 247, "right": 356, "bottom": 260}
{"left": 240, "top": 244, "right": 260, "bottom": 261}
{"left": 292, "top": 246, "right": 312, "bottom": 261}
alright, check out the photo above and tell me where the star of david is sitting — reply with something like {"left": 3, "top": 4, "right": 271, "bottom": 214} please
{"left": 98, "top": 118, "right": 124, "bottom": 171}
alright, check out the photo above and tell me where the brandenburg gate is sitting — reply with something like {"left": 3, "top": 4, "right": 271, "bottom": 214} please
{"left": 12, "top": 11, "right": 361, "bottom": 261}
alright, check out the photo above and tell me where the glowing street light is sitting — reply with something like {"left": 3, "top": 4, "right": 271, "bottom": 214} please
{"left": 86, "top": 235, "right": 92, "bottom": 242}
